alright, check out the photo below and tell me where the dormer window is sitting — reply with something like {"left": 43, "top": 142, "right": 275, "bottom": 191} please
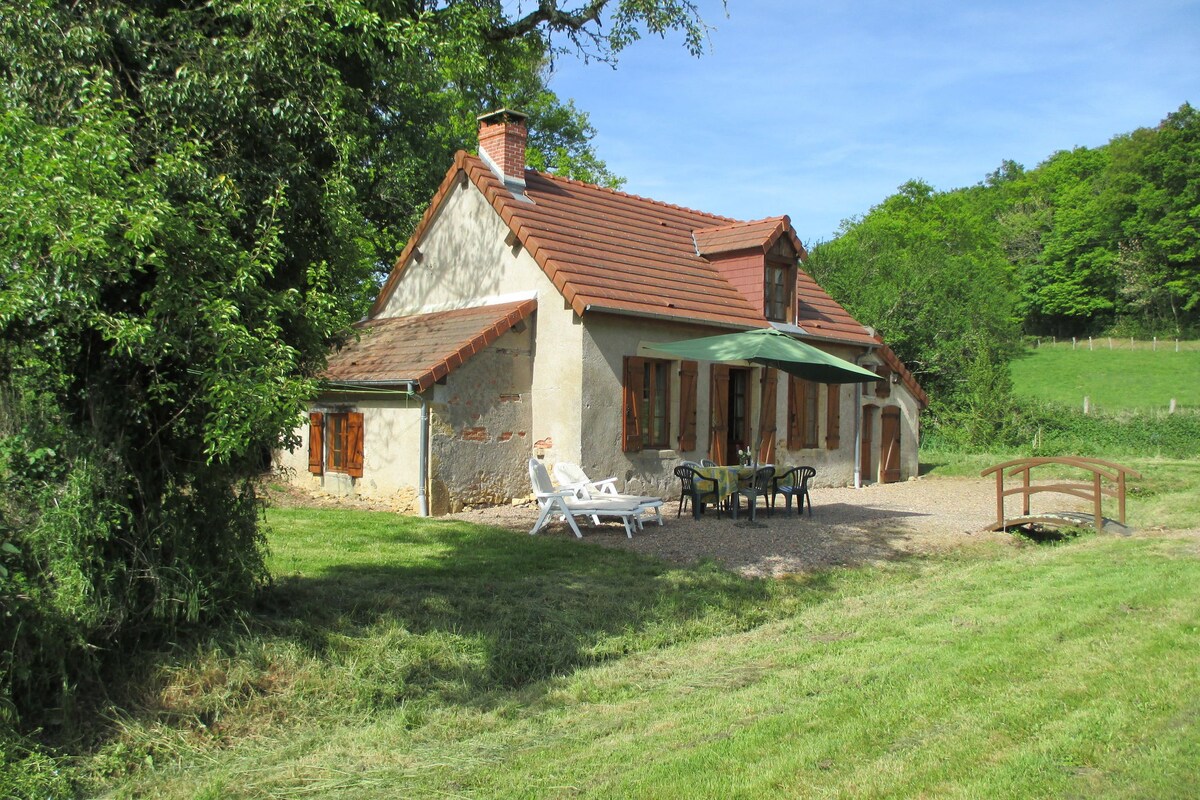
{"left": 693, "top": 217, "right": 803, "bottom": 323}
{"left": 764, "top": 261, "right": 791, "bottom": 321}
{"left": 764, "top": 238, "right": 796, "bottom": 323}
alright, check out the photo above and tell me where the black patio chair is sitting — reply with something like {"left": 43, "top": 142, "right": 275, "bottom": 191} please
{"left": 771, "top": 466, "right": 816, "bottom": 516}
{"left": 732, "top": 465, "right": 775, "bottom": 518}
{"left": 673, "top": 465, "right": 721, "bottom": 520}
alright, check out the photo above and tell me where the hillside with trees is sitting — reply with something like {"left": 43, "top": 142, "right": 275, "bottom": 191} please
{"left": 807, "top": 103, "right": 1200, "bottom": 415}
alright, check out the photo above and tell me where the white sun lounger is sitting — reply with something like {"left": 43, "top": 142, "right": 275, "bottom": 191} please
{"left": 529, "top": 459, "right": 642, "bottom": 538}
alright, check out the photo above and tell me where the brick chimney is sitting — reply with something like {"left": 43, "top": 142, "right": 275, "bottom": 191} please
{"left": 477, "top": 109, "right": 528, "bottom": 193}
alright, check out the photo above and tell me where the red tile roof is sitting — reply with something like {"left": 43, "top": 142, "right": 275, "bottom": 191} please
{"left": 324, "top": 299, "right": 536, "bottom": 392}
{"left": 374, "top": 152, "right": 767, "bottom": 329}
{"left": 793, "top": 268, "right": 878, "bottom": 346}
{"left": 694, "top": 216, "right": 807, "bottom": 259}
{"left": 369, "top": 152, "right": 918, "bottom": 395}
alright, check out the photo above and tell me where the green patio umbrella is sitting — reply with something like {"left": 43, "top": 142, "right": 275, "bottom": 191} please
{"left": 646, "top": 328, "right": 883, "bottom": 384}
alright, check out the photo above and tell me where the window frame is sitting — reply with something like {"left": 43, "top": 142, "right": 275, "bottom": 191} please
{"left": 623, "top": 356, "right": 672, "bottom": 452}
{"left": 763, "top": 259, "right": 793, "bottom": 322}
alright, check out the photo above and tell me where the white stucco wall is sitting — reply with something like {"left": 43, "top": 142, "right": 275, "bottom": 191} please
{"left": 376, "top": 176, "right": 586, "bottom": 489}
{"left": 276, "top": 396, "right": 424, "bottom": 508}
{"left": 574, "top": 318, "right": 924, "bottom": 499}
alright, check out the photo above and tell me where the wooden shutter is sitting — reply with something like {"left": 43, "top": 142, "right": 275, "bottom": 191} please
{"left": 622, "top": 356, "right": 645, "bottom": 452}
{"left": 308, "top": 412, "right": 324, "bottom": 475}
{"left": 346, "top": 412, "right": 365, "bottom": 478}
{"left": 757, "top": 368, "right": 778, "bottom": 464}
{"left": 787, "top": 376, "right": 802, "bottom": 451}
{"left": 709, "top": 364, "right": 730, "bottom": 465}
{"left": 678, "top": 360, "right": 698, "bottom": 452}
{"left": 825, "top": 384, "right": 841, "bottom": 450}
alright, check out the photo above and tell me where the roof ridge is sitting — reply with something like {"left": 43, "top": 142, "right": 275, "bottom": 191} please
{"left": 693, "top": 215, "right": 790, "bottom": 234}
{"left": 496, "top": 157, "right": 741, "bottom": 225}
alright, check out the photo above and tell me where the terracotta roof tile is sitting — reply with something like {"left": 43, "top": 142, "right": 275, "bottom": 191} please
{"left": 324, "top": 299, "right": 535, "bottom": 392}
{"left": 369, "top": 153, "right": 922, "bottom": 400}
{"left": 694, "top": 217, "right": 806, "bottom": 258}
{"left": 794, "top": 268, "right": 878, "bottom": 346}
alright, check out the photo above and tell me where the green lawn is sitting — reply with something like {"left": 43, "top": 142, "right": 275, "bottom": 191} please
{"left": 1010, "top": 345, "right": 1200, "bottom": 412}
{"left": 87, "top": 486, "right": 1200, "bottom": 799}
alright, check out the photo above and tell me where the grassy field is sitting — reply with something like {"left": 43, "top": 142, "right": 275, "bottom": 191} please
{"left": 81, "top": 463, "right": 1200, "bottom": 799}
{"left": 1010, "top": 344, "right": 1200, "bottom": 412}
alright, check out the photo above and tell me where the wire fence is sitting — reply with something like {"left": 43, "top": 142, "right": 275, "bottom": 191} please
{"left": 1029, "top": 336, "right": 1200, "bottom": 352}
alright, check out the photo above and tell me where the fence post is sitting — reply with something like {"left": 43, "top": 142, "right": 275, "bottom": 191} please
{"left": 1170, "top": 399, "right": 1177, "bottom": 414}
{"left": 1073, "top": 337, "right": 1077, "bottom": 350}
{"left": 1088, "top": 336, "right": 1093, "bottom": 351}
{"left": 1083, "top": 396, "right": 1090, "bottom": 415}
{"left": 1154, "top": 337, "right": 1157, "bottom": 351}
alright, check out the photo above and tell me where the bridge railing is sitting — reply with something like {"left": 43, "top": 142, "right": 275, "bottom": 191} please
{"left": 980, "top": 457, "right": 1142, "bottom": 532}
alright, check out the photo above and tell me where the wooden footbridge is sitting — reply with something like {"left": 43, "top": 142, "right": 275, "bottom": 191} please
{"left": 980, "top": 457, "right": 1142, "bottom": 534}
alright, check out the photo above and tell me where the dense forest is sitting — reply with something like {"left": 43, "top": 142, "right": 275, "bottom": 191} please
{"left": 807, "top": 103, "right": 1200, "bottom": 411}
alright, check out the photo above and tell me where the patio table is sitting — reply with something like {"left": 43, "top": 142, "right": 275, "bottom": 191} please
{"left": 695, "top": 465, "right": 773, "bottom": 521}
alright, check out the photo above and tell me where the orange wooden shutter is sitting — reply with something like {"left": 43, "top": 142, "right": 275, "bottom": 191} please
{"left": 825, "top": 384, "right": 841, "bottom": 450}
{"left": 308, "top": 412, "right": 324, "bottom": 475}
{"left": 678, "top": 360, "right": 698, "bottom": 452}
{"left": 622, "top": 357, "right": 645, "bottom": 452}
{"left": 786, "top": 376, "right": 801, "bottom": 450}
{"left": 346, "top": 412, "right": 365, "bottom": 478}
{"left": 709, "top": 364, "right": 730, "bottom": 465}
{"left": 757, "top": 368, "right": 778, "bottom": 464}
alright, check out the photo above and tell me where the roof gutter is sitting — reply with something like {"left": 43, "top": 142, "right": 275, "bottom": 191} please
{"left": 321, "top": 379, "right": 430, "bottom": 518}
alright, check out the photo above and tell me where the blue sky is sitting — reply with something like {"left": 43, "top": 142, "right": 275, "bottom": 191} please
{"left": 545, "top": 0, "right": 1200, "bottom": 244}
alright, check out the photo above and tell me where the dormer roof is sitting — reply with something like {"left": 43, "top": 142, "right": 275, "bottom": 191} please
{"left": 693, "top": 216, "right": 807, "bottom": 259}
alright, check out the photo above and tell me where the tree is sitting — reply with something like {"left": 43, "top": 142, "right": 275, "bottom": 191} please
{"left": 807, "top": 179, "right": 1020, "bottom": 409}
{"left": 0, "top": 0, "right": 714, "bottom": 740}
{"left": 1103, "top": 103, "right": 1200, "bottom": 334}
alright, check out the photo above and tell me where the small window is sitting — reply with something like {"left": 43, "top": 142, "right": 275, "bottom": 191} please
{"left": 308, "top": 410, "right": 364, "bottom": 477}
{"left": 764, "top": 263, "right": 791, "bottom": 322}
{"left": 327, "top": 413, "right": 351, "bottom": 471}
{"left": 623, "top": 357, "right": 672, "bottom": 451}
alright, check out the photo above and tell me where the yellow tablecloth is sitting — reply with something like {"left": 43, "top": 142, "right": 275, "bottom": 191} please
{"left": 694, "top": 466, "right": 758, "bottom": 503}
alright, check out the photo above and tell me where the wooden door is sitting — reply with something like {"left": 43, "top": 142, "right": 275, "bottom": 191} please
{"left": 709, "top": 365, "right": 730, "bottom": 465}
{"left": 860, "top": 404, "right": 875, "bottom": 483}
{"left": 881, "top": 406, "right": 901, "bottom": 484}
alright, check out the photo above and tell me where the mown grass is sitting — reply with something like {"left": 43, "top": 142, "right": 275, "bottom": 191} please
{"left": 1010, "top": 346, "right": 1200, "bottom": 412}
{"left": 80, "top": 466, "right": 1200, "bottom": 799}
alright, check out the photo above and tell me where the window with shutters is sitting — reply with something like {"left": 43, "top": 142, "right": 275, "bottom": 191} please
{"left": 308, "top": 410, "right": 364, "bottom": 477}
{"left": 623, "top": 357, "right": 671, "bottom": 451}
{"left": 787, "top": 377, "right": 820, "bottom": 450}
